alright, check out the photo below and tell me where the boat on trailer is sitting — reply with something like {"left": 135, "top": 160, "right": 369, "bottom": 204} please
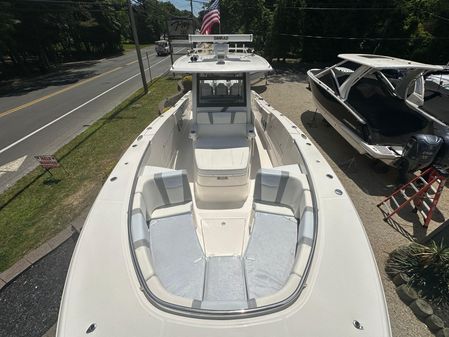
{"left": 57, "top": 35, "right": 391, "bottom": 337}
{"left": 423, "top": 70, "right": 449, "bottom": 126}
{"left": 308, "top": 54, "right": 447, "bottom": 166}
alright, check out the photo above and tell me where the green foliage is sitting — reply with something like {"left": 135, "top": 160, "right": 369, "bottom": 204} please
{"left": 181, "top": 75, "right": 192, "bottom": 91}
{"left": 0, "top": 0, "right": 127, "bottom": 75}
{"left": 387, "top": 242, "right": 449, "bottom": 303}
{"left": 268, "top": 0, "right": 306, "bottom": 61}
{"left": 0, "top": 0, "right": 190, "bottom": 76}
{"left": 217, "top": 0, "right": 271, "bottom": 52}
{"left": 214, "top": 0, "right": 449, "bottom": 63}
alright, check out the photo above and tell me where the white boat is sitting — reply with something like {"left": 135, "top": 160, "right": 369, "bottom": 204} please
{"left": 308, "top": 54, "right": 446, "bottom": 166}
{"left": 57, "top": 35, "right": 392, "bottom": 337}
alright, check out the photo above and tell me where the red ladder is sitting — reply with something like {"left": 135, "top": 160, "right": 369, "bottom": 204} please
{"left": 377, "top": 167, "right": 448, "bottom": 228}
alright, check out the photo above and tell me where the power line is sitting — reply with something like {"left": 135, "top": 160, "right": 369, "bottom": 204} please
{"left": 12, "top": 0, "right": 118, "bottom": 5}
{"left": 281, "top": 33, "right": 449, "bottom": 41}
{"left": 425, "top": 10, "right": 449, "bottom": 23}
{"left": 277, "top": 7, "right": 397, "bottom": 10}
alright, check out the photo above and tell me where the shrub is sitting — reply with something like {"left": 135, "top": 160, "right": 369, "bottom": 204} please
{"left": 181, "top": 75, "right": 192, "bottom": 92}
{"left": 387, "top": 241, "right": 449, "bottom": 304}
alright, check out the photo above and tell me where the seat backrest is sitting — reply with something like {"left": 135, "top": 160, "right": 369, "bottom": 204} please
{"left": 135, "top": 169, "right": 192, "bottom": 219}
{"left": 196, "top": 111, "right": 248, "bottom": 138}
{"left": 215, "top": 83, "right": 228, "bottom": 96}
{"left": 200, "top": 82, "right": 213, "bottom": 97}
{"left": 230, "top": 82, "right": 242, "bottom": 96}
{"left": 196, "top": 111, "right": 247, "bottom": 125}
{"left": 254, "top": 168, "right": 311, "bottom": 218}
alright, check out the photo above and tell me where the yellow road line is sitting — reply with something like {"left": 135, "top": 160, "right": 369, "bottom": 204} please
{"left": 126, "top": 60, "right": 138, "bottom": 66}
{"left": 0, "top": 66, "right": 123, "bottom": 118}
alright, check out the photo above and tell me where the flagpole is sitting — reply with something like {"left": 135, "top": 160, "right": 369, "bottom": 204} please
{"left": 218, "top": 0, "right": 221, "bottom": 33}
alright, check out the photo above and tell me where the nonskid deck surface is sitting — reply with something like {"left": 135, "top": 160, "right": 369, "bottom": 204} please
{"left": 130, "top": 111, "right": 315, "bottom": 311}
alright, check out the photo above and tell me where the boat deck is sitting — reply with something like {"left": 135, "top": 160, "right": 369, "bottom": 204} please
{"left": 171, "top": 117, "right": 273, "bottom": 256}
{"left": 129, "top": 105, "right": 315, "bottom": 311}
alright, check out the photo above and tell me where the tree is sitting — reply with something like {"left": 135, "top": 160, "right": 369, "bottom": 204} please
{"left": 268, "top": 0, "right": 306, "bottom": 61}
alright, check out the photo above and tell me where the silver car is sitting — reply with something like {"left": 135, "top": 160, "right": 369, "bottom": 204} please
{"left": 155, "top": 40, "right": 170, "bottom": 56}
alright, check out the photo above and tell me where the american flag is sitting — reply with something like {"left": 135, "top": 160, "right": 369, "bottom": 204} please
{"left": 200, "top": 0, "right": 220, "bottom": 35}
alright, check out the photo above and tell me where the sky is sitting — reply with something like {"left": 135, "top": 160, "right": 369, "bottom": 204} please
{"left": 160, "top": 0, "right": 204, "bottom": 15}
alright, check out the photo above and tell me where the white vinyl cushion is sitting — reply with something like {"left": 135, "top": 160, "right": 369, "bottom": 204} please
{"left": 131, "top": 212, "right": 155, "bottom": 281}
{"left": 194, "top": 137, "right": 250, "bottom": 176}
{"left": 135, "top": 169, "right": 192, "bottom": 219}
{"left": 254, "top": 168, "right": 310, "bottom": 218}
{"left": 196, "top": 111, "right": 247, "bottom": 125}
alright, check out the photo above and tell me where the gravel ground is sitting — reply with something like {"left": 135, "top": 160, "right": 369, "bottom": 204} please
{"left": 0, "top": 238, "right": 76, "bottom": 337}
{"left": 259, "top": 69, "right": 449, "bottom": 337}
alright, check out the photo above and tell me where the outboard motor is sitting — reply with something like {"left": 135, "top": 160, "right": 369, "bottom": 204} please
{"left": 433, "top": 132, "right": 449, "bottom": 171}
{"left": 397, "top": 134, "right": 443, "bottom": 184}
{"left": 402, "top": 134, "right": 443, "bottom": 172}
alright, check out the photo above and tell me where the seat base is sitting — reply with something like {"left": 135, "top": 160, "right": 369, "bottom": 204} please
{"left": 193, "top": 136, "right": 251, "bottom": 203}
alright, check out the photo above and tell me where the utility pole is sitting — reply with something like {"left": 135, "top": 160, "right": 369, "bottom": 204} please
{"left": 128, "top": 0, "right": 148, "bottom": 94}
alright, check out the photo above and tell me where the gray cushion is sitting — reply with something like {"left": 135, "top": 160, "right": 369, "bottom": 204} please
{"left": 254, "top": 168, "right": 310, "bottom": 218}
{"left": 153, "top": 170, "right": 191, "bottom": 206}
{"left": 200, "top": 300, "right": 249, "bottom": 310}
{"left": 245, "top": 212, "right": 297, "bottom": 299}
{"left": 204, "top": 256, "right": 246, "bottom": 302}
{"left": 149, "top": 213, "right": 205, "bottom": 300}
{"left": 131, "top": 212, "right": 150, "bottom": 248}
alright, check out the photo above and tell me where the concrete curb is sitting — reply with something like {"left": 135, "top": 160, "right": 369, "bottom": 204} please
{"left": 389, "top": 271, "right": 447, "bottom": 336}
{"left": 42, "top": 324, "right": 57, "bottom": 337}
{"left": 0, "top": 206, "right": 90, "bottom": 290}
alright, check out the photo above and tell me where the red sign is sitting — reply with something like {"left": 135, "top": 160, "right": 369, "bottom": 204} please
{"left": 34, "top": 155, "right": 60, "bottom": 169}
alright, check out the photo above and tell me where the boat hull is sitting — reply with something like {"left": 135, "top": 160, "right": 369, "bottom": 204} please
{"left": 56, "top": 92, "right": 392, "bottom": 337}
{"left": 308, "top": 70, "right": 401, "bottom": 166}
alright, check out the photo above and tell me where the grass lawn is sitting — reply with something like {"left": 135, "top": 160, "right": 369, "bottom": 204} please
{"left": 0, "top": 76, "right": 179, "bottom": 272}
{"left": 122, "top": 43, "right": 151, "bottom": 52}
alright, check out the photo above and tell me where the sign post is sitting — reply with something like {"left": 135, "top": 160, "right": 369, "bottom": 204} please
{"left": 145, "top": 51, "right": 153, "bottom": 82}
{"left": 167, "top": 17, "right": 195, "bottom": 76}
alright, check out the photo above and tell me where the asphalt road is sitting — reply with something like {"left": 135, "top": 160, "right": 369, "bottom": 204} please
{"left": 0, "top": 237, "right": 76, "bottom": 337}
{"left": 0, "top": 46, "right": 185, "bottom": 192}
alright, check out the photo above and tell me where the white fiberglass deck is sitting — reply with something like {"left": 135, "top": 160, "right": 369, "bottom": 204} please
{"left": 130, "top": 110, "right": 315, "bottom": 311}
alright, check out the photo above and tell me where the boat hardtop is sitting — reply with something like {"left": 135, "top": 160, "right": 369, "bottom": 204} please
{"left": 56, "top": 35, "right": 391, "bottom": 337}
{"left": 171, "top": 35, "right": 272, "bottom": 73}
{"left": 338, "top": 53, "right": 444, "bottom": 70}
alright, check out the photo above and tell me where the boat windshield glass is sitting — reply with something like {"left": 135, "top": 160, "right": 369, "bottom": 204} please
{"left": 198, "top": 73, "right": 245, "bottom": 107}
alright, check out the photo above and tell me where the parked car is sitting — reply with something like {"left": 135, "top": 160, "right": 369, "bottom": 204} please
{"left": 155, "top": 40, "right": 170, "bottom": 56}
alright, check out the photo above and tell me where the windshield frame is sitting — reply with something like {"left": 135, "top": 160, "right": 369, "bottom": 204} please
{"left": 196, "top": 73, "right": 247, "bottom": 108}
